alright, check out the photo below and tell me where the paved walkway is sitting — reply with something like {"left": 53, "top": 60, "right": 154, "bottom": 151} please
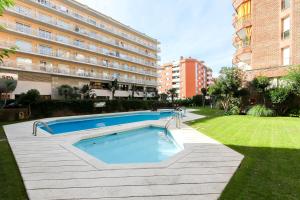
{"left": 4, "top": 110, "right": 243, "bottom": 200}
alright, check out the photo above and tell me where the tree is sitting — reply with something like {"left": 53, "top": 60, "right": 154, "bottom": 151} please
{"left": 159, "top": 93, "right": 168, "bottom": 101}
{"left": 0, "top": 79, "right": 17, "bottom": 109}
{"left": 80, "top": 84, "right": 90, "bottom": 99}
{"left": 17, "top": 89, "right": 40, "bottom": 117}
{"left": 58, "top": 85, "right": 74, "bottom": 99}
{"left": 201, "top": 88, "right": 207, "bottom": 107}
{"left": 0, "top": 0, "right": 16, "bottom": 63}
{"left": 252, "top": 76, "right": 270, "bottom": 105}
{"left": 208, "top": 67, "right": 244, "bottom": 112}
{"left": 285, "top": 65, "right": 300, "bottom": 96}
{"left": 131, "top": 84, "right": 137, "bottom": 99}
{"left": 269, "top": 86, "right": 292, "bottom": 115}
{"left": 109, "top": 79, "right": 118, "bottom": 100}
{"left": 168, "top": 88, "right": 177, "bottom": 104}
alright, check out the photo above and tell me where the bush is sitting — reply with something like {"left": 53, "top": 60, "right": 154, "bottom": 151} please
{"left": 247, "top": 105, "right": 275, "bottom": 117}
{"left": 289, "top": 108, "right": 300, "bottom": 117}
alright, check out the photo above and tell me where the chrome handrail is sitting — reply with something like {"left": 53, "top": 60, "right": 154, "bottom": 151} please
{"left": 32, "top": 121, "right": 53, "bottom": 136}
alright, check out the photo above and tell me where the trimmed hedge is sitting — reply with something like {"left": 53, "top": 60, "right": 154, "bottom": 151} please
{"left": 30, "top": 99, "right": 173, "bottom": 119}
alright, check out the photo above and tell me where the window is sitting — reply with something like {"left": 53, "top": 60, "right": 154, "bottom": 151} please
{"left": 58, "top": 64, "right": 70, "bottom": 74}
{"left": 282, "top": 47, "right": 290, "bottom": 66}
{"left": 38, "top": 12, "right": 52, "bottom": 23}
{"left": 88, "top": 18, "right": 96, "bottom": 25}
{"left": 40, "top": 60, "right": 52, "bottom": 72}
{"left": 15, "top": 40, "right": 32, "bottom": 52}
{"left": 57, "top": 35, "right": 69, "bottom": 43}
{"left": 39, "top": 45, "right": 52, "bottom": 56}
{"left": 15, "top": 5, "right": 31, "bottom": 15}
{"left": 16, "top": 57, "right": 32, "bottom": 70}
{"left": 75, "top": 53, "right": 85, "bottom": 61}
{"left": 90, "top": 57, "right": 97, "bottom": 64}
{"left": 282, "top": 0, "right": 290, "bottom": 10}
{"left": 282, "top": 17, "right": 290, "bottom": 39}
{"left": 16, "top": 22, "right": 31, "bottom": 34}
{"left": 37, "top": 0, "right": 50, "bottom": 6}
{"left": 57, "top": 49, "right": 70, "bottom": 58}
{"left": 57, "top": 19, "right": 69, "bottom": 29}
{"left": 89, "top": 44, "right": 97, "bottom": 51}
{"left": 74, "top": 39, "right": 84, "bottom": 48}
{"left": 39, "top": 29, "right": 52, "bottom": 40}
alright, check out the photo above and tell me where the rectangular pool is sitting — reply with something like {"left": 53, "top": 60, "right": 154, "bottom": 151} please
{"left": 40, "top": 111, "right": 174, "bottom": 135}
{"left": 74, "top": 126, "right": 183, "bottom": 164}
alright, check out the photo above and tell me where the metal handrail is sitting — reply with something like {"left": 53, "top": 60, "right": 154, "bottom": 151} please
{"left": 32, "top": 121, "right": 53, "bottom": 136}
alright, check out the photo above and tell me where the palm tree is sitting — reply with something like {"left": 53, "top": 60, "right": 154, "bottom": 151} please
{"left": 109, "top": 78, "right": 118, "bottom": 100}
{"left": 58, "top": 84, "right": 74, "bottom": 99}
{"left": 168, "top": 88, "right": 177, "bottom": 104}
{"left": 131, "top": 84, "right": 137, "bottom": 99}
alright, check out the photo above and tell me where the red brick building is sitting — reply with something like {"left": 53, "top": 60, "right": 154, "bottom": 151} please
{"left": 232, "top": 0, "right": 300, "bottom": 82}
{"left": 158, "top": 57, "right": 213, "bottom": 99}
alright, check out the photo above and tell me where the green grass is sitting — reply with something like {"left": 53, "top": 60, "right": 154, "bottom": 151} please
{"left": 0, "top": 122, "right": 28, "bottom": 200}
{"left": 188, "top": 108, "right": 300, "bottom": 200}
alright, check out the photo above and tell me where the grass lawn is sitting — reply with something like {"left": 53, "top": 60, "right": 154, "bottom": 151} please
{"left": 0, "top": 122, "right": 28, "bottom": 200}
{"left": 189, "top": 107, "right": 300, "bottom": 200}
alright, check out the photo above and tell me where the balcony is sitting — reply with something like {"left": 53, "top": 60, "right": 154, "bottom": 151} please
{"left": 235, "top": 40, "right": 251, "bottom": 64}
{"left": 233, "top": 15, "right": 251, "bottom": 32}
{"left": 6, "top": 7, "right": 160, "bottom": 61}
{"left": 24, "top": 0, "right": 160, "bottom": 51}
{"left": 0, "top": 61, "right": 158, "bottom": 86}
{"left": 0, "top": 41, "right": 159, "bottom": 78}
{"left": 232, "top": 0, "right": 249, "bottom": 10}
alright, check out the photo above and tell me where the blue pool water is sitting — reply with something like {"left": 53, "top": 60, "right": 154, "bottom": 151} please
{"left": 41, "top": 111, "right": 173, "bottom": 134}
{"left": 74, "top": 126, "right": 182, "bottom": 164}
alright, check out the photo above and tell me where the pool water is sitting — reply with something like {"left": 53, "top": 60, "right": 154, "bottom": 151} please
{"left": 74, "top": 126, "right": 183, "bottom": 164}
{"left": 41, "top": 111, "right": 173, "bottom": 134}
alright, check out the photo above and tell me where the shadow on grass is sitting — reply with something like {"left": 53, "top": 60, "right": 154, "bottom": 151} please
{"left": 218, "top": 145, "right": 300, "bottom": 200}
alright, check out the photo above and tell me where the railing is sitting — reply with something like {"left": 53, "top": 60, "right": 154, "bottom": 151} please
{"left": 0, "top": 61, "right": 158, "bottom": 86}
{"left": 233, "top": 15, "right": 251, "bottom": 30}
{"left": 0, "top": 40, "right": 159, "bottom": 78}
{"left": 6, "top": 8, "right": 160, "bottom": 63}
{"left": 32, "top": 121, "right": 53, "bottom": 136}
{"left": 19, "top": 1, "right": 160, "bottom": 51}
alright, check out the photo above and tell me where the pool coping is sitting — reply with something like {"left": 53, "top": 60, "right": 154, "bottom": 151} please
{"left": 4, "top": 109, "right": 244, "bottom": 200}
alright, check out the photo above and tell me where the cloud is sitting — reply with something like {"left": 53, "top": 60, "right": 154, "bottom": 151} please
{"left": 76, "top": 0, "right": 235, "bottom": 76}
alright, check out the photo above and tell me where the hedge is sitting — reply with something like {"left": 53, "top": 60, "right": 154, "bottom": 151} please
{"left": 30, "top": 99, "right": 174, "bottom": 119}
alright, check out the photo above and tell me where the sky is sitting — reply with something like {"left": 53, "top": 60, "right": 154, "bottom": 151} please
{"left": 76, "top": 0, "right": 235, "bottom": 76}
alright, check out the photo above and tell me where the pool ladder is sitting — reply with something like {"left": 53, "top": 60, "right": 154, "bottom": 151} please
{"left": 32, "top": 121, "right": 53, "bottom": 136}
{"left": 164, "top": 110, "right": 182, "bottom": 133}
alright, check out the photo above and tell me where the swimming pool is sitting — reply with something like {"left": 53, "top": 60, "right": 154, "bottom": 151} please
{"left": 74, "top": 126, "right": 183, "bottom": 164}
{"left": 40, "top": 111, "right": 174, "bottom": 134}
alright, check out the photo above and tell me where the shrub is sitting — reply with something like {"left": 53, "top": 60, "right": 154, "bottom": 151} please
{"left": 289, "top": 108, "right": 300, "bottom": 117}
{"left": 247, "top": 105, "right": 275, "bottom": 117}
{"left": 269, "top": 87, "right": 292, "bottom": 115}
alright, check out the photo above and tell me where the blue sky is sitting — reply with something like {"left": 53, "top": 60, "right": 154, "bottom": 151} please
{"left": 77, "top": 0, "right": 235, "bottom": 76}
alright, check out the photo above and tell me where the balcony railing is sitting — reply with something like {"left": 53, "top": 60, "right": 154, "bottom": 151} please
{"left": 233, "top": 15, "right": 251, "bottom": 30}
{"left": 26, "top": 0, "right": 160, "bottom": 51}
{"left": 0, "top": 61, "right": 158, "bottom": 86}
{"left": 0, "top": 41, "right": 159, "bottom": 78}
{"left": 7, "top": 7, "right": 160, "bottom": 62}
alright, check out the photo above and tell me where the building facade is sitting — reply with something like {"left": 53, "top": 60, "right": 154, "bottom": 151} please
{"left": 232, "top": 0, "right": 300, "bottom": 81}
{"left": 0, "top": 0, "right": 160, "bottom": 99}
{"left": 158, "top": 57, "right": 213, "bottom": 99}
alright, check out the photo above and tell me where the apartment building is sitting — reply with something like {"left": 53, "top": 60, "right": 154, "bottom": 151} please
{"left": 0, "top": 0, "right": 160, "bottom": 99}
{"left": 232, "top": 0, "right": 300, "bottom": 82}
{"left": 158, "top": 57, "right": 213, "bottom": 99}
